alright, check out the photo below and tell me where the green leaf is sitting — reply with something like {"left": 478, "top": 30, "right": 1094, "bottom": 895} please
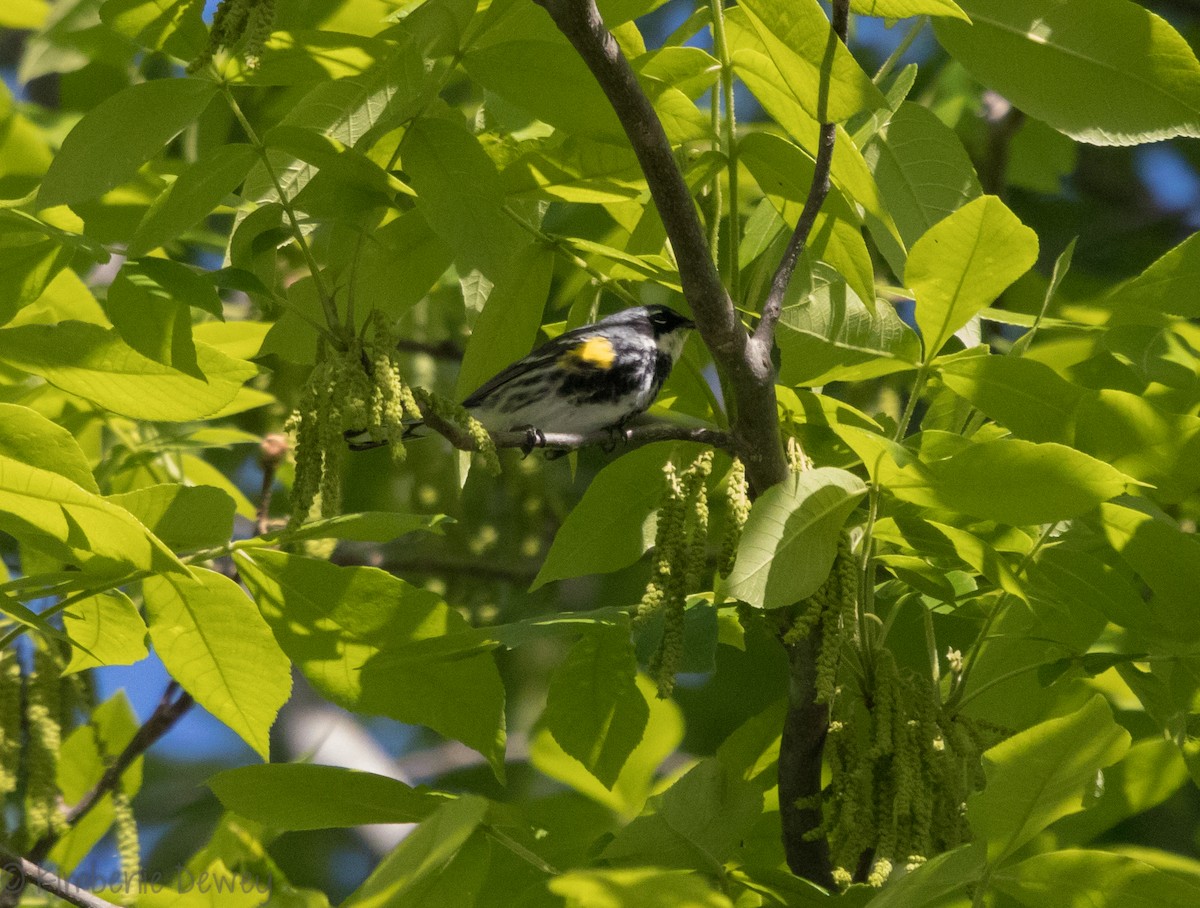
{"left": 456, "top": 244, "right": 553, "bottom": 400}
{"left": 533, "top": 443, "right": 704, "bottom": 589}
{"left": 502, "top": 138, "right": 643, "bottom": 203}
{"left": 852, "top": 0, "right": 968, "bottom": 18}
{"left": 777, "top": 263, "right": 920, "bottom": 386}
{"left": 1104, "top": 232, "right": 1200, "bottom": 318}
{"left": 0, "top": 453, "right": 182, "bottom": 576}
{"left": 727, "top": 467, "right": 867, "bottom": 609}
{"left": 462, "top": 40, "right": 625, "bottom": 142}
{"left": 0, "top": 0, "right": 47, "bottom": 29}
{"left": 531, "top": 674, "right": 684, "bottom": 818}
{"left": 908, "top": 195, "right": 1038, "bottom": 361}
{"left": 602, "top": 758, "right": 762, "bottom": 872}
{"left": 275, "top": 511, "right": 449, "bottom": 544}
{"left": 936, "top": 0, "right": 1200, "bottom": 145}
{"left": 861, "top": 843, "right": 985, "bottom": 908}
{"left": 106, "top": 484, "right": 236, "bottom": 553}
{"left": 104, "top": 264, "right": 199, "bottom": 375}
{"left": 209, "top": 764, "right": 444, "bottom": 829}
{"left": 923, "top": 438, "right": 1133, "bottom": 526}
{"left": 62, "top": 590, "right": 148, "bottom": 673}
{"left": 341, "top": 796, "right": 489, "bottom": 908}
{"left": 937, "top": 353, "right": 1086, "bottom": 445}
{"left": 862, "top": 101, "right": 982, "bottom": 260}
{"left": 352, "top": 209, "right": 455, "bottom": 321}
{"left": 400, "top": 117, "right": 524, "bottom": 279}
{"left": 740, "top": 132, "right": 876, "bottom": 307}
{"left": 128, "top": 143, "right": 258, "bottom": 257}
{"left": 1099, "top": 503, "right": 1200, "bottom": 644}
{"left": 1029, "top": 547, "right": 1144, "bottom": 629}
{"left": 99, "top": 0, "right": 208, "bottom": 59}
{"left": 549, "top": 868, "right": 733, "bottom": 908}
{"left": 739, "top": 0, "right": 885, "bottom": 123}
{"left": 968, "top": 695, "right": 1130, "bottom": 863}
{"left": 0, "top": 402, "right": 98, "bottom": 492}
{"left": 1048, "top": 739, "right": 1189, "bottom": 848}
{"left": 143, "top": 567, "right": 293, "bottom": 760}
{"left": 0, "top": 322, "right": 257, "bottom": 421}
{"left": 994, "top": 849, "right": 1200, "bottom": 908}
{"left": 0, "top": 219, "right": 74, "bottom": 325}
{"left": 38, "top": 77, "right": 219, "bottom": 207}
{"left": 234, "top": 549, "right": 507, "bottom": 777}
{"left": 540, "top": 620, "right": 649, "bottom": 790}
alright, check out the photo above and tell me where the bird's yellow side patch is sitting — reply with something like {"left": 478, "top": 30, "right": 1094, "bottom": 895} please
{"left": 561, "top": 336, "right": 615, "bottom": 370}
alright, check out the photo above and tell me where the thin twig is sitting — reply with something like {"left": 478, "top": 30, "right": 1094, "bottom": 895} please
{"left": 755, "top": 0, "right": 849, "bottom": 347}
{"left": 0, "top": 848, "right": 121, "bottom": 908}
{"left": 257, "top": 434, "right": 288, "bottom": 536}
{"left": 411, "top": 408, "right": 735, "bottom": 458}
{"left": 394, "top": 338, "right": 464, "bottom": 361}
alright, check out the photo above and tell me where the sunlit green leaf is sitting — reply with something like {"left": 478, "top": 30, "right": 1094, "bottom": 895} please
{"left": 739, "top": 0, "right": 884, "bottom": 123}
{"left": 540, "top": 620, "right": 648, "bottom": 790}
{"left": 234, "top": 549, "right": 507, "bottom": 777}
{"left": 143, "top": 568, "right": 293, "bottom": 760}
{"left": 908, "top": 195, "right": 1038, "bottom": 361}
{"left": 0, "top": 322, "right": 257, "bottom": 421}
{"left": 38, "top": 78, "right": 219, "bottom": 207}
{"left": 969, "top": 695, "right": 1130, "bottom": 863}
{"left": 994, "top": 849, "right": 1200, "bottom": 908}
{"left": 106, "top": 484, "right": 236, "bottom": 554}
{"left": 727, "top": 467, "right": 867, "bottom": 609}
{"left": 62, "top": 590, "right": 148, "bottom": 673}
{"left": 129, "top": 143, "right": 258, "bottom": 257}
{"left": 0, "top": 402, "right": 98, "bottom": 492}
{"left": 936, "top": 0, "right": 1200, "bottom": 145}
{"left": 209, "top": 764, "right": 444, "bottom": 829}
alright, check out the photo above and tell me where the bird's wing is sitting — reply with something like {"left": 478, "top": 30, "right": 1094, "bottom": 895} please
{"left": 461, "top": 326, "right": 612, "bottom": 407}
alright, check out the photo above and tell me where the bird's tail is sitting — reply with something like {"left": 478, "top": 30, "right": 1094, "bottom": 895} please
{"left": 343, "top": 422, "right": 425, "bottom": 451}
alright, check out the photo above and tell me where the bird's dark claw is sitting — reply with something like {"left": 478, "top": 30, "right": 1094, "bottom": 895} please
{"left": 602, "top": 422, "right": 633, "bottom": 453}
{"left": 518, "top": 425, "right": 546, "bottom": 458}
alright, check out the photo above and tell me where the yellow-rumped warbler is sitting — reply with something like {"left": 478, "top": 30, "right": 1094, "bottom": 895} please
{"left": 346, "top": 304, "right": 694, "bottom": 449}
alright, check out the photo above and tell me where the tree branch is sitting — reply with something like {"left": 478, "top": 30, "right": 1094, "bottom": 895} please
{"left": 1, "top": 683, "right": 195, "bottom": 907}
{"left": 768, "top": 0, "right": 849, "bottom": 888}
{"left": 0, "top": 848, "right": 121, "bottom": 908}
{"left": 530, "top": 0, "right": 788, "bottom": 492}
{"left": 417, "top": 409, "right": 735, "bottom": 458}
{"left": 755, "top": 0, "right": 848, "bottom": 347}
{"left": 61, "top": 683, "right": 194, "bottom": 832}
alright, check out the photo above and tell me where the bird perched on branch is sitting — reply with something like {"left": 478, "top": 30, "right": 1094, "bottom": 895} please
{"left": 345, "top": 304, "right": 695, "bottom": 450}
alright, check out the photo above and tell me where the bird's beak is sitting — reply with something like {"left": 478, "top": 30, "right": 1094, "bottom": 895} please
{"left": 682, "top": 317, "right": 696, "bottom": 330}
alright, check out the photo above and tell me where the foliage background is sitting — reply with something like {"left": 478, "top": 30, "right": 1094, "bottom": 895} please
{"left": 4, "top": 0, "right": 1200, "bottom": 905}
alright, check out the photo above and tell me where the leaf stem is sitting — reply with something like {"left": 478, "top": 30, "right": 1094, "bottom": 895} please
{"left": 502, "top": 205, "right": 642, "bottom": 306}
{"left": 220, "top": 85, "right": 343, "bottom": 345}
{"left": 873, "top": 16, "right": 927, "bottom": 85}
{"left": 947, "top": 522, "right": 1059, "bottom": 713}
{"left": 894, "top": 362, "right": 931, "bottom": 441}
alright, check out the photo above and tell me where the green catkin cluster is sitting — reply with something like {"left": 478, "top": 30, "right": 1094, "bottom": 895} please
{"left": 636, "top": 452, "right": 713, "bottom": 698}
{"left": 719, "top": 458, "right": 750, "bottom": 577}
{"left": 0, "top": 648, "right": 21, "bottom": 799}
{"left": 189, "top": 0, "right": 277, "bottom": 72}
{"left": 24, "top": 644, "right": 67, "bottom": 847}
{"left": 111, "top": 785, "right": 140, "bottom": 881}
{"left": 411, "top": 388, "right": 501, "bottom": 477}
{"left": 286, "top": 316, "right": 429, "bottom": 528}
{"left": 784, "top": 531, "right": 857, "bottom": 704}
{"left": 818, "top": 647, "right": 999, "bottom": 889}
